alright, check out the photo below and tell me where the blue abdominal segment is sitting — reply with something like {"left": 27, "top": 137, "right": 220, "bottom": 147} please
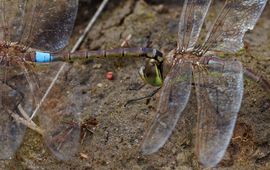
{"left": 35, "top": 51, "right": 54, "bottom": 62}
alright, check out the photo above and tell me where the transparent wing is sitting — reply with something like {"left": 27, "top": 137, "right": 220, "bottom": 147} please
{"left": 201, "top": 0, "right": 267, "bottom": 53}
{"left": 38, "top": 63, "right": 81, "bottom": 160}
{"left": 142, "top": 60, "right": 192, "bottom": 154}
{"left": 0, "top": 0, "right": 78, "bottom": 52}
{"left": 0, "top": 63, "right": 37, "bottom": 159}
{"left": 178, "top": 0, "right": 212, "bottom": 51}
{"left": 193, "top": 59, "right": 243, "bottom": 167}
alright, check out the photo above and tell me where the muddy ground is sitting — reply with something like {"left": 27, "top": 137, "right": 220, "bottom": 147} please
{"left": 1, "top": 0, "right": 270, "bottom": 169}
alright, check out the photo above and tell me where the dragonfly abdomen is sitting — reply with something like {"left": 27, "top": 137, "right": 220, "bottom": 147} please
{"left": 34, "top": 48, "right": 162, "bottom": 63}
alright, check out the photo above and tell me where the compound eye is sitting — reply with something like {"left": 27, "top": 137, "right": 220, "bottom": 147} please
{"left": 138, "top": 60, "right": 162, "bottom": 87}
{"left": 149, "top": 59, "right": 157, "bottom": 65}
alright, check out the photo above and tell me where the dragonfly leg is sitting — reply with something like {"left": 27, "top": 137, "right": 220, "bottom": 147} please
{"left": 128, "top": 83, "right": 146, "bottom": 91}
{"left": 124, "top": 87, "right": 161, "bottom": 106}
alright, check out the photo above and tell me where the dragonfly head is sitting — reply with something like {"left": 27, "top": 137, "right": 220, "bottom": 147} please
{"left": 139, "top": 58, "right": 163, "bottom": 87}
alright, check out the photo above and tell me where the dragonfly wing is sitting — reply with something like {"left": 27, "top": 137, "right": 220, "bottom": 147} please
{"left": 0, "top": 63, "right": 38, "bottom": 159}
{"left": 202, "top": 0, "right": 267, "bottom": 53}
{"left": 178, "top": 0, "right": 212, "bottom": 51}
{"left": 142, "top": 60, "right": 192, "bottom": 154}
{"left": 194, "top": 59, "right": 244, "bottom": 167}
{"left": 0, "top": 0, "right": 78, "bottom": 52}
{"left": 38, "top": 63, "right": 81, "bottom": 160}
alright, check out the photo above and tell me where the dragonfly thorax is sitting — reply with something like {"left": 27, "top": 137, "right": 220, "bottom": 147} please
{"left": 165, "top": 49, "right": 200, "bottom": 65}
{"left": 0, "top": 42, "right": 33, "bottom": 65}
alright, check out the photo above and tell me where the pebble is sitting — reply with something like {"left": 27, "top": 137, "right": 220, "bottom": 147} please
{"left": 97, "top": 83, "right": 103, "bottom": 88}
{"left": 156, "top": 4, "right": 168, "bottom": 13}
{"left": 80, "top": 153, "right": 88, "bottom": 159}
{"left": 93, "top": 63, "right": 102, "bottom": 69}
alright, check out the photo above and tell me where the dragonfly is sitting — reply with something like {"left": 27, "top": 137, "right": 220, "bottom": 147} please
{"left": 138, "top": 0, "right": 269, "bottom": 168}
{"left": 0, "top": 0, "right": 162, "bottom": 161}
{"left": 0, "top": 0, "right": 81, "bottom": 160}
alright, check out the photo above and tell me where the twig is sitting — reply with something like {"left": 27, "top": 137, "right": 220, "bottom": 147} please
{"left": 121, "top": 34, "right": 132, "bottom": 47}
{"left": 9, "top": 109, "right": 44, "bottom": 135}
{"left": 30, "top": 64, "right": 65, "bottom": 120}
{"left": 71, "top": 0, "right": 109, "bottom": 52}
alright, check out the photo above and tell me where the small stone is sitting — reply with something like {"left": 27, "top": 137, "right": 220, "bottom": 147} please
{"left": 93, "top": 63, "right": 102, "bottom": 69}
{"left": 80, "top": 152, "right": 89, "bottom": 159}
{"left": 156, "top": 5, "right": 168, "bottom": 14}
{"left": 97, "top": 83, "right": 103, "bottom": 88}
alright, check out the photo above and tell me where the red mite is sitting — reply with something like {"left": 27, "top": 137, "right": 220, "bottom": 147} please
{"left": 106, "top": 72, "right": 113, "bottom": 80}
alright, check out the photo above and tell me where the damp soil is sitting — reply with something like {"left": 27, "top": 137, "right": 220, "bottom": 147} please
{"left": 1, "top": 0, "right": 270, "bottom": 169}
